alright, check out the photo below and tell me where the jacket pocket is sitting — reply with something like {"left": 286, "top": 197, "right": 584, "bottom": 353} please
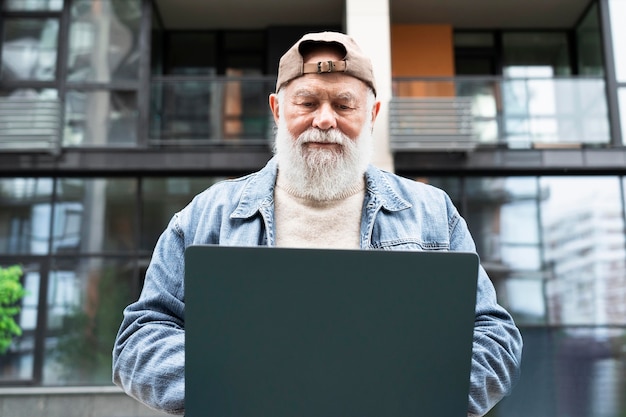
{"left": 371, "top": 238, "right": 450, "bottom": 251}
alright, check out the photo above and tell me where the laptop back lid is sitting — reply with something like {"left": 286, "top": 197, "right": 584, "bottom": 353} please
{"left": 185, "top": 246, "right": 478, "bottom": 417}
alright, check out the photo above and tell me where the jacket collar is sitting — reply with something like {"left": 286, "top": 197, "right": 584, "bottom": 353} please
{"left": 364, "top": 164, "right": 412, "bottom": 211}
{"left": 230, "top": 157, "right": 411, "bottom": 219}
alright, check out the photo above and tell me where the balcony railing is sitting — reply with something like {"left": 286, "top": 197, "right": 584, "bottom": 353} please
{"left": 150, "top": 75, "right": 611, "bottom": 151}
{"left": 1, "top": 76, "right": 609, "bottom": 153}
{"left": 0, "top": 96, "right": 62, "bottom": 153}
{"left": 149, "top": 76, "right": 276, "bottom": 147}
{"left": 392, "top": 76, "right": 611, "bottom": 150}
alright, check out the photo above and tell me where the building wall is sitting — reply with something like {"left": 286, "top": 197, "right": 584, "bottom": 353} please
{"left": 0, "top": 389, "right": 166, "bottom": 417}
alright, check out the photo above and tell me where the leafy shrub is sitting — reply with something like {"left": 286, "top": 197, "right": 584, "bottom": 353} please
{"left": 0, "top": 265, "right": 26, "bottom": 354}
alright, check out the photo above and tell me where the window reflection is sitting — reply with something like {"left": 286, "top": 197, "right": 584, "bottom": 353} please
{"left": 53, "top": 178, "right": 137, "bottom": 253}
{"left": 141, "top": 177, "right": 222, "bottom": 251}
{"left": 609, "top": 0, "right": 626, "bottom": 82}
{"left": 63, "top": 90, "right": 137, "bottom": 146}
{"left": 464, "top": 177, "right": 545, "bottom": 322}
{"left": 1, "top": 19, "right": 59, "bottom": 81}
{"left": 541, "top": 177, "right": 626, "bottom": 326}
{"left": 67, "top": 0, "right": 141, "bottom": 83}
{"left": 44, "top": 257, "right": 135, "bottom": 385}
{"left": 0, "top": 178, "right": 53, "bottom": 255}
{"left": 3, "top": 0, "right": 63, "bottom": 11}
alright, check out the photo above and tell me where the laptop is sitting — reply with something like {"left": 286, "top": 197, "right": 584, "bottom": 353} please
{"left": 185, "top": 245, "right": 478, "bottom": 417}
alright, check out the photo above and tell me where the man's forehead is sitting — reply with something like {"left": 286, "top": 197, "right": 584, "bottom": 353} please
{"left": 286, "top": 75, "right": 367, "bottom": 99}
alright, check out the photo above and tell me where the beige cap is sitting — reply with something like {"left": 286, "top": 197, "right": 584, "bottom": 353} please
{"left": 275, "top": 31, "right": 377, "bottom": 96}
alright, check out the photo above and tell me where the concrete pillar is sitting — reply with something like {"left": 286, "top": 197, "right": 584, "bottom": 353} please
{"left": 345, "top": 0, "right": 394, "bottom": 172}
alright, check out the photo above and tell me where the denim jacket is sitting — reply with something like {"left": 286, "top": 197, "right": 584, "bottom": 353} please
{"left": 112, "top": 157, "right": 522, "bottom": 416}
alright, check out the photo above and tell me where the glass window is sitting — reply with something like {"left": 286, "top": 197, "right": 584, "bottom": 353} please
{"left": 63, "top": 90, "right": 137, "bottom": 146}
{"left": 1, "top": 18, "right": 59, "bottom": 81}
{"left": 576, "top": 2, "right": 604, "bottom": 76}
{"left": 141, "top": 177, "right": 222, "bottom": 251}
{"left": 413, "top": 177, "right": 462, "bottom": 208}
{"left": 492, "top": 327, "right": 626, "bottom": 417}
{"left": 3, "top": 0, "right": 63, "bottom": 11}
{"left": 67, "top": 0, "right": 141, "bottom": 82}
{"left": 43, "top": 257, "right": 136, "bottom": 385}
{"left": 541, "top": 177, "right": 625, "bottom": 326}
{"left": 465, "top": 177, "right": 544, "bottom": 323}
{"left": 53, "top": 178, "right": 137, "bottom": 254}
{"left": 502, "top": 32, "right": 571, "bottom": 77}
{"left": 0, "top": 178, "right": 53, "bottom": 255}
{"left": 453, "top": 32, "right": 494, "bottom": 48}
{"left": 164, "top": 32, "right": 217, "bottom": 75}
{"left": 0, "top": 263, "right": 41, "bottom": 382}
{"left": 617, "top": 86, "right": 626, "bottom": 145}
{"left": 609, "top": 0, "right": 626, "bottom": 82}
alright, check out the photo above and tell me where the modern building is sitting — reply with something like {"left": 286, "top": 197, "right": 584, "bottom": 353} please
{"left": 0, "top": 0, "right": 625, "bottom": 416}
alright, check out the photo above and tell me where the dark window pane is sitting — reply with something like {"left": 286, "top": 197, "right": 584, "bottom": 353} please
{"left": 502, "top": 32, "right": 571, "bottom": 76}
{"left": 576, "top": 3, "right": 604, "bottom": 76}
{"left": 164, "top": 32, "right": 217, "bottom": 75}
{"left": 489, "top": 327, "right": 626, "bottom": 417}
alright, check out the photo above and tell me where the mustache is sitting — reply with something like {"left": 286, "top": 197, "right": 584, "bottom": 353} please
{"left": 298, "top": 128, "right": 346, "bottom": 145}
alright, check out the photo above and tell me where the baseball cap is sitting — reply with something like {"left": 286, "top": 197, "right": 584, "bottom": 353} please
{"left": 275, "top": 31, "right": 377, "bottom": 96}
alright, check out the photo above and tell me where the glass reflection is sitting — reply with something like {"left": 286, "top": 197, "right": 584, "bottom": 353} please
{"left": 0, "top": 178, "right": 53, "bottom": 255}
{"left": 67, "top": 0, "right": 141, "bottom": 83}
{"left": 541, "top": 177, "right": 625, "bottom": 326}
{"left": 490, "top": 327, "right": 626, "bottom": 417}
{"left": 141, "top": 177, "right": 222, "bottom": 251}
{"left": 63, "top": 90, "right": 137, "bottom": 146}
{"left": 43, "top": 257, "right": 135, "bottom": 385}
{"left": 53, "top": 178, "right": 137, "bottom": 253}
{"left": 465, "top": 177, "right": 545, "bottom": 323}
{"left": 3, "top": 0, "right": 63, "bottom": 11}
{"left": 619, "top": 88, "right": 626, "bottom": 144}
{"left": 609, "top": 0, "right": 626, "bottom": 82}
{"left": 1, "top": 19, "right": 59, "bottom": 81}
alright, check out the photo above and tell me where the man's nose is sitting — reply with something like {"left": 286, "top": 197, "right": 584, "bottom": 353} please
{"left": 312, "top": 103, "right": 337, "bottom": 130}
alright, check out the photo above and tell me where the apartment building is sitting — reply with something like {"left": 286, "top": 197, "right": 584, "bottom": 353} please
{"left": 0, "top": 0, "right": 624, "bottom": 416}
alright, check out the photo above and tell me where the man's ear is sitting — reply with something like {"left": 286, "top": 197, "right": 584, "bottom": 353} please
{"left": 269, "top": 93, "right": 280, "bottom": 125}
{"left": 371, "top": 100, "right": 381, "bottom": 127}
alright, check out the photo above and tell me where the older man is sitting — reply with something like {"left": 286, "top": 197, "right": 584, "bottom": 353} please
{"left": 113, "top": 31, "right": 522, "bottom": 417}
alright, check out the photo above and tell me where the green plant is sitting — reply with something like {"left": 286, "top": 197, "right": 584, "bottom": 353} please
{"left": 0, "top": 265, "right": 26, "bottom": 354}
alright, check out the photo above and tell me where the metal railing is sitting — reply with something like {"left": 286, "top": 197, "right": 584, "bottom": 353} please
{"left": 0, "top": 76, "right": 610, "bottom": 153}
{"left": 392, "top": 76, "right": 611, "bottom": 150}
{"left": 149, "top": 76, "right": 275, "bottom": 147}
{"left": 389, "top": 96, "right": 475, "bottom": 151}
{"left": 0, "top": 96, "right": 62, "bottom": 153}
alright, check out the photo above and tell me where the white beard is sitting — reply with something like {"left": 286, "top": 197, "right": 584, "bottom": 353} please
{"left": 273, "top": 121, "right": 373, "bottom": 201}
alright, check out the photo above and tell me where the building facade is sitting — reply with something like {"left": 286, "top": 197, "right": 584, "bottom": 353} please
{"left": 0, "top": 0, "right": 625, "bottom": 416}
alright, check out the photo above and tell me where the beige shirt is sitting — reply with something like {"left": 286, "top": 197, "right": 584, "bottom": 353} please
{"left": 274, "top": 175, "right": 365, "bottom": 249}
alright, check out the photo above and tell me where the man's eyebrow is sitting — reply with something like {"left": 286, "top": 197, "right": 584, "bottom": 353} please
{"left": 291, "top": 89, "right": 318, "bottom": 98}
{"left": 291, "top": 89, "right": 357, "bottom": 102}
{"left": 335, "top": 92, "right": 357, "bottom": 102}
